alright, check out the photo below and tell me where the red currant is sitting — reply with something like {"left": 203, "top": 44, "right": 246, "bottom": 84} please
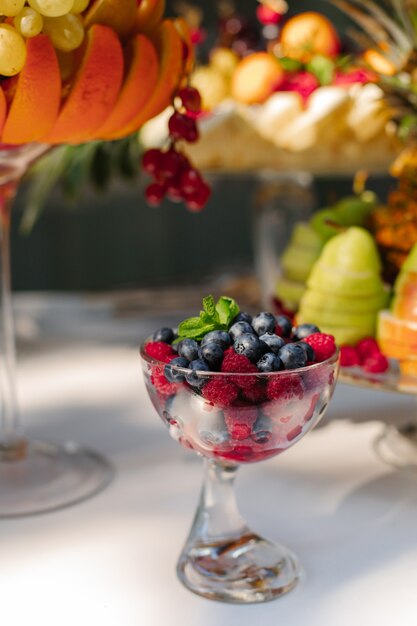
{"left": 145, "top": 182, "right": 166, "bottom": 207}
{"left": 142, "top": 148, "right": 163, "bottom": 176}
{"left": 168, "top": 112, "right": 199, "bottom": 143}
{"left": 159, "top": 149, "right": 182, "bottom": 180}
{"left": 179, "top": 168, "right": 202, "bottom": 195}
{"left": 179, "top": 87, "right": 202, "bottom": 114}
{"left": 185, "top": 182, "right": 211, "bottom": 212}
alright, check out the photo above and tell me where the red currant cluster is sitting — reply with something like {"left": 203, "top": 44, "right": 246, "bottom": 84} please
{"left": 142, "top": 86, "right": 211, "bottom": 212}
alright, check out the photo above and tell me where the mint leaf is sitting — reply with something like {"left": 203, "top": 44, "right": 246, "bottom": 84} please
{"left": 178, "top": 317, "right": 204, "bottom": 335}
{"left": 216, "top": 297, "right": 240, "bottom": 327}
{"left": 307, "top": 55, "right": 335, "bottom": 86}
{"left": 202, "top": 295, "right": 217, "bottom": 319}
{"left": 279, "top": 57, "right": 304, "bottom": 73}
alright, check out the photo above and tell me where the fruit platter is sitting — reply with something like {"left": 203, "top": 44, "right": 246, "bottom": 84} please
{"left": 270, "top": 168, "right": 417, "bottom": 401}
{"left": 140, "top": 1, "right": 406, "bottom": 175}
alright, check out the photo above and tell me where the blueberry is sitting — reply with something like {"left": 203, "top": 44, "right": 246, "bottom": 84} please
{"left": 234, "top": 333, "right": 264, "bottom": 363}
{"left": 177, "top": 338, "right": 199, "bottom": 361}
{"left": 251, "top": 414, "right": 272, "bottom": 444}
{"left": 292, "top": 324, "right": 320, "bottom": 341}
{"left": 275, "top": 315, "right": 293, "bottom": 338}
{"left": 298, "top": 341, "right": 315, "bottom": 362}
{"left": 232, "top": 311, "right": 253, "bottom": 325}
{"left": 229, "top": 321, "right": 254, "bottom": 340}
{"left": 257, "top": 352, "right": 283, "bottom": 373}
{"left": 153, "top": 327, "right": 174, "bottom": 343}
{"left": 201, "top": 330, "right": 232, "bottom": 350}
{"left": 185, "top": 359, "right": 211, "bottom": 388}
{"left": 199, "top": 342, "right": 224, "bottom": 369}
{"left": 278, "top": 343, "right": 308, "bottom": 370}
{"left": 259, "top": 333, "right": 285, "bottom": 354}
{"left": 251, "top": 312, "right": 276, "bottom": 336}
{"left": 164, "top": 357, "right": 189, "bottom": 383}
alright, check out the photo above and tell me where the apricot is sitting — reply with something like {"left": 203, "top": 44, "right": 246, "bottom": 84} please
{"left": 2, "top": 34, "right": 61, "bottom": 144}
{"left": 280, "top": 12, "right": 340, "bottom": 62}
{"left": 105, "top": 19, "right": 183, "bottom": 140}
{"left": 134, "top": 0, "right": 166, "bottom": 35}
{"left": 44, "top": 24, "right": 124, "bottom": 144}
{"left": 84, "top": 0, "right": 138, "bottom": 40}
{"left": 362, "top": 49, "right": 397, "bottom": 76}
{"left": 231, "top": 52, "right": 284, "bottom": 105}
{"left": 95, "top": 34, "right": 159, "bottom": 139}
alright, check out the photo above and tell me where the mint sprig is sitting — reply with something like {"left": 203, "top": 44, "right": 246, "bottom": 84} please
{"left": 177, "top": 296, "right": 240, "bottom": 342}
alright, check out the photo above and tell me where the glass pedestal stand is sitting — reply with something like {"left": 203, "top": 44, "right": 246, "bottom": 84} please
{"left": 0, "top": 144, "right": 113, "bottom": 518}
{"left": 339, "top": 367, "right": 417, "bottom": 470}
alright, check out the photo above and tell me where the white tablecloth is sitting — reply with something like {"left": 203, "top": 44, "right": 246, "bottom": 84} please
{"left": 2, "top": 295, "right": 417, "bottom": 626}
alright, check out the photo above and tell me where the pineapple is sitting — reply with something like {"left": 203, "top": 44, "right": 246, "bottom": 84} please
{"left": 333, "top": 0, "right": 417, "bottom": 281}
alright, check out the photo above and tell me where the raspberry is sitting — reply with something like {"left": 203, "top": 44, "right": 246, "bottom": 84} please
{"left": 151, "top": 367, "right": 179, "bottom": 398}
{"left": 202, "top": 379, "right": 239, "bottom": 407}
{"left": 303, "top": 333, "right": 336, "bottom": 363}
{"left": 242, "top": 382, "right": 267, "bottom": 403}
{"left": 224, "top": 405, "right": 258, "bottom": 441}
{"left": 266, "top": 375, "right": 304, "bottom": 401}
{"left": 340, "top": 346, "right": 361, "bottom": 367}
{"left": 356, "top": 337, "right": 381, "bottom": 362}
{"left": 145, "top": 341, "right": 175, "bottom": 362}
{"left": 362, "top": 353, "right": 389, "bottom": 374}
{"left": 221, "top": 352, "right": 258, "bottom": 389}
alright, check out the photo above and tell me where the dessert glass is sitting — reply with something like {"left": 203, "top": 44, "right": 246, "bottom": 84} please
{"left": 140, "top": 343, "right": 339, "bottom": 603}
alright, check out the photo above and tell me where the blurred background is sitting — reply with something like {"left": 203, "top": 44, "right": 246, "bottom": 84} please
{"left": 10, "top": 0, "right": 395, "bottom": 293}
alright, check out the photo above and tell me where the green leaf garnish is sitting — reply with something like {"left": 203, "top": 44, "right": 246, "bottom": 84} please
{"left": 279, "top": 57, "right": 304, "bottom": 73}
{"left": 306, "top": 55, "right": 335, "bottom": 86}
{"left": 176, "top": 295, "right": 240, "bottom": 342}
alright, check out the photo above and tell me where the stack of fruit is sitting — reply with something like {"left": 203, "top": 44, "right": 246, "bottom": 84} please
{"left": 0, "top": 0, "right": 194, "bottom": 146}
{"left": 276, "top": 191, "right": 378, "bottom": 312}
{"left": 378, "top": 243, "right": 417, "bottom": 376}
{"left": 296, "top": 227, "right": 390, "bottom": 346}
{"left": 141, "top": 8, "right": 398, "bottom": 174}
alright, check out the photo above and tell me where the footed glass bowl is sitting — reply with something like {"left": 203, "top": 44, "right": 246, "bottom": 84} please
{"left": 140, "top": 343, "right": 339, "bottom": 604}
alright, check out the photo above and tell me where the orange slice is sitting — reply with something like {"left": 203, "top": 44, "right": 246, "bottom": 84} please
{"left": 104, "top": 19, "right": 183, "bottom": 140}
{"left": 94, "top": 34, "right": 158, "bottom": 139}
{"left": 2, "top": 35, "right": 60, "bottom": 144}
{"left": 0, "top": 87, "right": 6, "bottom": 136}
{"left": 44, "top": 24, "right": 124, "bottom": 145}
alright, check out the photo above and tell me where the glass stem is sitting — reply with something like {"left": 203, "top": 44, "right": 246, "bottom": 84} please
{"left": 185, "top": 459, "right": 249, "bottom": 547}
{"left": 0, "top": 182, "right": 24, "bottom": 458}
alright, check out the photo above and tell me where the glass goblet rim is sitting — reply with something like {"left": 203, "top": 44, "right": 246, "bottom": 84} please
{"left": 139, "top": 340, "right": 340, "bottom": 379}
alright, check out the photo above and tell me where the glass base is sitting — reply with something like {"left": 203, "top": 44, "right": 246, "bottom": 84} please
{"left": 375, "top": 424, "right": 417, "bottom": 470}
{"left": 0, "top": 439, "right": 114, "bottom": 518}
{"left": 177, "top": 532, "right": 300, "bottom": 604}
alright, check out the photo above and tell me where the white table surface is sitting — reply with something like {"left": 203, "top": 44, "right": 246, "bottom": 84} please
{"left": 2, "top": 294, "right": 417, "bottom": 626}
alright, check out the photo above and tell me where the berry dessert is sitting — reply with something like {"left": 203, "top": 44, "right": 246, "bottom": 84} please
{"left": 140, "top": 295, "right": 339, "bottom": 464}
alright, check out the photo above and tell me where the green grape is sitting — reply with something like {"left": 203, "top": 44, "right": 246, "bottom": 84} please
{"left": 71, "top": 0, "right": 89, "bottom": 13}
{"left": 42, "top": 13, "right": 84, "bottom": 52}
{"left": 0, "top": 23, "right": 26, "bottom": 76}
{"left": 14, "top": 7, "right": 43, "bottom": 37}
{"left": 28, "top": 0, "right": 74, "bottom": 18}
{"left": 0, "top": 0, "right": 26, "bottom": 17}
